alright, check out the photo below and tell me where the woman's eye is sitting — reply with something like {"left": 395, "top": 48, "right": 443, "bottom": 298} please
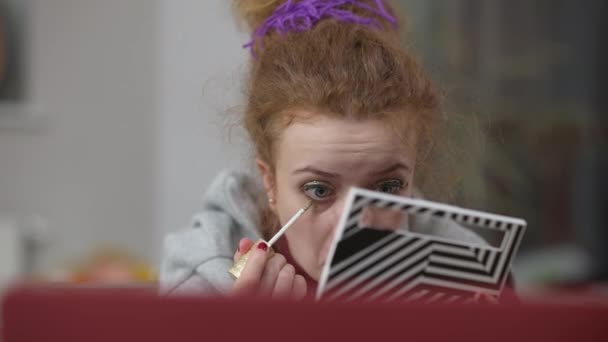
{"left": 375, "top": 179, "right": 404, "bottom": 194}
{"left": 302, "top": 181, "right": 335, "bottom": 201}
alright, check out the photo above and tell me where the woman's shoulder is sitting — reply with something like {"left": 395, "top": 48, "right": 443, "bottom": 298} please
{"left": 201, "top": 169, "right": 264, "bottom": 232}
{"left": 159, "top": 169, "right": 263, "bottom": 295}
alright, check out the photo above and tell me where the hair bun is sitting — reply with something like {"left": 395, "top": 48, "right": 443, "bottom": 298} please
{"left": 233, "top": 0, "right": 284, "bottom": 33}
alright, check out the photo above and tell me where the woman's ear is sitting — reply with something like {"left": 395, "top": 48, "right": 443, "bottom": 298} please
{"left": 256, "top": 158, "right": 277, "bottom": 210}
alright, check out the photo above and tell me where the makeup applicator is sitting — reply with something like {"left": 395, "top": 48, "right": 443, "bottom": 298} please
{"left": 229, "top": 200, "right": 313, "bottom": 279}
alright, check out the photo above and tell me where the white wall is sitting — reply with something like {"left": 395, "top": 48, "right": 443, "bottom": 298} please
{"left": 156, "top": 0, "right": 249, "bottom": 249}
{"left": 0, "top": 0, "right": 160, "bottom": 271}
{"left": 0, "top": 0, "right": 249, "bottom": 273}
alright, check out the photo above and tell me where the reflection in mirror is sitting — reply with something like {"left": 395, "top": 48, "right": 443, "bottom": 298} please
{"left": 358, "top": 205, "right": 505, "bottom": 248}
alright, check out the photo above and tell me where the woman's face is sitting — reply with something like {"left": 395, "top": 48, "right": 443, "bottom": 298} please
{"left": 258, "top": 114, "right": 416, "bottom": 280}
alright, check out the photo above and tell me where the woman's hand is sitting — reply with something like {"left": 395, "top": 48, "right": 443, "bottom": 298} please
{"left": 232, "top": 238, "right": 307, "bottom": 299}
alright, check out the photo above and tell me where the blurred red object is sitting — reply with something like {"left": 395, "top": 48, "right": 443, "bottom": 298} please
{"left": 2, "top": 284, "right": 607, "bottom": 342}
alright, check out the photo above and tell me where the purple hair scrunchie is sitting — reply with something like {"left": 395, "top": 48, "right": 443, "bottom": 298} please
{"left": 243, "top": 0, "right": 397, "bottom": 57}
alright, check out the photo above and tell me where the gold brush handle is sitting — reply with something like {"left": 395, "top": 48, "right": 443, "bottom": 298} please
{"left": 228, "top": 239, "right": 274, "bottom": 279}
{"left": 229, "top": 201, "right": 311, "bottom": 279}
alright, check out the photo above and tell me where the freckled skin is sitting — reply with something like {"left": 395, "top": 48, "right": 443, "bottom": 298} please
{"left": 258, "top": 114, "right": 416, "bottom": 280}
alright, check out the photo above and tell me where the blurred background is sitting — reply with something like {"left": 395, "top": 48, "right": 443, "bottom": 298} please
{"left": 0, "top": 0, "right": 606, "bottom": 298}
{"left": 401, "top": 0, "right": 607, "bottom": 295}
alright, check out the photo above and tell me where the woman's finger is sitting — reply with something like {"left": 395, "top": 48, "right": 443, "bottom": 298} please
{"left": 292, "top": 274, "right": 307, "bottom": 300}
{"left": 259, "top": 253, "right": 287, "bottom": 296}
{"left": 272, "top": 264, "right": 295, "bottom": 299}
{"left": 232, "top": 241, "right": 270, "bottom": 295}
{"left": 233, "top": 238, "right": 254, "bottom": 263}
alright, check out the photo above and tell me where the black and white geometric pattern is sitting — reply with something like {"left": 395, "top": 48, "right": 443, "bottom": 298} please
{"left": 316, "top": 188, "right": 526, "bottom": 303}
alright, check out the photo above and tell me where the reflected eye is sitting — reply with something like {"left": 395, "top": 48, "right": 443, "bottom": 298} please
{"left": 375, "top": 179, "right": 405, "bottom": 194}
{"left": 302, "top": 181, "right": 335, "bottom": 201}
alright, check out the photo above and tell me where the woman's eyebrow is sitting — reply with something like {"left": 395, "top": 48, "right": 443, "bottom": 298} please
{"left": 293, "top": 166, "right": 339, "bottom": 178}
{"left": 370, "top": 163, "right": 410, "bottom": 176}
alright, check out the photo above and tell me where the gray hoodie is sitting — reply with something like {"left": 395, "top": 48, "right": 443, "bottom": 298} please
{"left": 159, "top": 169, "right": 487, "bottom": 296}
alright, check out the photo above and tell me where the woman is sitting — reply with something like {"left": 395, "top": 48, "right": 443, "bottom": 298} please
{"left": 160, "top": 0, "right": 487, "bottom": 299}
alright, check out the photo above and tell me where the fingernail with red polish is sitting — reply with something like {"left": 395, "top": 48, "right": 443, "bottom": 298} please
{"left": 257, "top": 242, "right": 268, "bottom": 252}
